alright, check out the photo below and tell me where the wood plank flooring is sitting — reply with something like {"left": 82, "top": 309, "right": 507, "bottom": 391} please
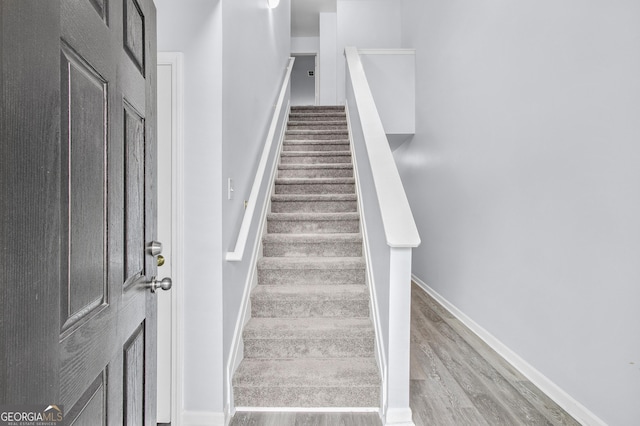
{"left": 229, "top": 282, "right": 580, "bottom": 426}
{"left": 410, "top": 283, "right": 580, "bottom": 426}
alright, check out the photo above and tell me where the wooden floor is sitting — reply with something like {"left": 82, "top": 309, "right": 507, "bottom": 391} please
{"left": 229, "top": 283, "right": 580, "bottom": 426}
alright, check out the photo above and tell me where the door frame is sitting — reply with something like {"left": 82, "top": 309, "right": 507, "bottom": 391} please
{"left": 291, "top": 52, "right": 319, "bottom": 106}
{"left": 157, "top": 52, "right": 185, "bottom": 425}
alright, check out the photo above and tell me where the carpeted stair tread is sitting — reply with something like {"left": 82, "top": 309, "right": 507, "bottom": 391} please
{"left": 286, "top": 129, "right": 349, "bottom": 136}
{"left": 274, "top": 181, "right": 356, "bottom": 195}
{"left": 244, "top": 317, "right": 374, "bottom": 339}
{"left": 284, "top": 139, "right": 349, "bottom": 147}
{"left": 233, "top": 358, "right": 379, "bottom": 387}
{"left": 279, "top": 163, "right": 353, "bottom": 170}
{"left": 262, "top": 233, "right": 362, "bottom": 257}
{"left": 250, "top": 284, "right": 370, "bottom": 318}
{"left": 272, "top": 193, "right": 356, "bottom": 202}
{"left": 288, "top": 122, "right": 347, "bottom": 130}
{"left": 257, "top": 256, "right": 365, "bottom": 270}
{"left": 291, "top": 105, "right": 345, "bottom": 111}
{"left": 267, "top": 212, "right": 359, "bottom": 221}
{"left": 251, "top": 284, "right": 367, "bottom": 300}
{"left": 233, "top": 358, "right": 379, "bottom": 407}
{"left": 283, "top": 139, "right": 350, "bottom": 144}
{"left": 289, "top": 116, "right": 347, "bottom": 123}
{"left": 280, "top": 151, "right": 352, "bottom": 157}
{"left": 267, "top": 212, "right": 360, "bottom": 234}
{"left": 275, "top": 177, "right": 355, "bottom": 185}
{"left": 243, "top": 317, "right": 375, "bottom": 359}
{"left": 280, "top": 152, "right": 352, "bottom": 164}
{"left": 278, "top": 163, "right": 353, "bottom": 178}
{"left": 263, "top": 233, "right": 361, "bottom": 244}
{"left": 285, "top": 130, "right": 349, "bottom": 141}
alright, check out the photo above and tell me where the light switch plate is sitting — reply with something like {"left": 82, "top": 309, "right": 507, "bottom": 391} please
{"left": 228, "top": 178, "right": 234, "bottom": 200}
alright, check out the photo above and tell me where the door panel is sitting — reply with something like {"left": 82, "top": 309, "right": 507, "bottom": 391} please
{"left": 59, "top": 41, "right": 108, "bottom": 331}
{"left": 0, "top": 0, "right": 158, "bottom": 423}
{"left": 124, "top": 0, "right": 146, "bottom": 74}
{"left": 124, "top": 323, "right": 145, "bottom": 426}
{"left": 124, "top": 101, "right": 146, "bottom": 282}
{"left": 64, "top": 373, "right": 107, "bottom": 426}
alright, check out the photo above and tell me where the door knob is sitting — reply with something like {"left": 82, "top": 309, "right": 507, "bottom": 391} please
{"left": 137, "top": 275, "right": 172, "bottom": 293}
{"left": 146, "top": 241, "right": 163, "bottom": 256}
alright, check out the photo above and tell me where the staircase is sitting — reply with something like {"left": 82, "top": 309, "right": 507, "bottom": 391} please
{"left": 233, "top": 105, "right": 380, "bottom": 408}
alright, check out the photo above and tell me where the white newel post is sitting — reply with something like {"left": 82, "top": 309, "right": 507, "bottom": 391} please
{"left": 386, "top": 247, "right": 415, "bottom": 426}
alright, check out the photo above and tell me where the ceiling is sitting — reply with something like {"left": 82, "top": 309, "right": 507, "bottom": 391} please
{"left": 291, "top": 0, "right": 336, "bottom": 38}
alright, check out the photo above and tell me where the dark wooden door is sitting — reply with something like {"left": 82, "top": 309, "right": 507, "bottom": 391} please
{"left": 1, "top": 0, "right": 158, "bottom": 424}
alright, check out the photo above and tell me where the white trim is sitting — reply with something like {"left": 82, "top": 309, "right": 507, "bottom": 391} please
{"left": 157, "top": 51, "right": 185, "bottom": 426}
{"left": 384, "top": 407, "right": 414, "bottom": 426}
{"left": 315, "top": 54, "right": 319, "bottom": 106}
{"left": 226, "top": 57, "right": 296, "bottom": 261}
{"left": 357, "top": 49, "right": 416, "bottom": 55}
{"left": 225, "top": 104, "right": 291, "bottom": 414}
{"left": 345, "top": 104, "right": 387, "bottom": 418}
{"left": 386, "top": 248, "right": 413, "bottom": 423}
{"left": 235, "top": 407, "right": 379, "bottom": 413}
{"left": 182, "top": 410, "right": 226, "bottom": 426}
{"left": 344, "top": 46, "right": 420, "bottom": 248}
{"left": 411, "top": 275, "right": 608, "bottom": 426}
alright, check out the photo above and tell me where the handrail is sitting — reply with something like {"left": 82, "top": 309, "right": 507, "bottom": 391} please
{"left": 226, "top": 57, "right": 296, "bottom": 261}
{"left": 344, "top": 46, "right": 420, "bottom": 248}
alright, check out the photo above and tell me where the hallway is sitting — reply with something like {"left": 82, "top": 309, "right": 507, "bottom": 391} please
{"left": 229, "top": 283, "right": 579, "bottom": 425}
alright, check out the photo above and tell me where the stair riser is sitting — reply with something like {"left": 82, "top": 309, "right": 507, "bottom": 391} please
{"left": 258, "top": 267, "right": 365, "bottom": 286}
{"left": 288, "top": 124, "right": 347, "bottom": 131}
{"left": 280, "top": 155, "right": 352, "bottom": 164}
{"left": 275, "top": 183, "right": 355, "bottom": 194}
{"left": 263, "top": 241, "right": 362, "bottom": 257}
{"left": 289, "top": 115, "right": 346, "bottom": 122}
{"left": 291, "top": 107, "right": 345, "bottom": 112}
{"left": 285, "top": 133, "right": 349, "bottom": 141}
{"left": 283, "top": 143, "right": 350, "bottom": 152}
{"left": 251, "top": 298, "right": 369, "bottom": 318}
{"left": 278, "top": 168, "right": 353, "bottom": 179}
{"left": 233, "top": 386, "right": 379, "bottom": 408}
{"left": 251, "top": 299, "right": 370, "bottom": 318}
{"left": 267, "top": 219, "right": 360, "bottom": 234}
{"left": 271, "top": 200, "right": 357, "bottom": 213}
{"left": 243, "top": 337, "right": 375, "bottom": 359}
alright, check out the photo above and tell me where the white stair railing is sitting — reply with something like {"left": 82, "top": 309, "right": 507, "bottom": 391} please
{"left": 345, "top": 45, "right": 420, "bottom": 426}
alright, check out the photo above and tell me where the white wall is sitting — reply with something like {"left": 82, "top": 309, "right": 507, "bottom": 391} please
{"left": 291, "top": 36, "right": 319, "bottom": 54}
{"left": 319, "top": 13, "right": 337, "bottom": 105}
{"left": 220, "top": 0, "right": 291, "bottom": 413}
{"left": 156, "top": 0, "right": 291, "bottom": 419}
{"left": 359, "top": 50, "right": 415, "bottom": 135}
{"left": 291, "top": 55, "right": 316, "bottom": 106}
{"left": 336, "top": 0, "right": 402, "bottom": 103}
{"left": 155, "top": 0, "right": 224, "bottom": 416}
{"left": 398, "top": 1, "right": 640, "bottom": 424}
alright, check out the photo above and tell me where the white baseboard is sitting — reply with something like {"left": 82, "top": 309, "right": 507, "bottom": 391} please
{"left": 182, "top": 410, "right": 226, "bottom": 426}
{"left": 235, "top": 407, "right": 379, "bottom": 413}
{"left": 384, "top": 407, "right": 414, "bottom": 426}
{"left": 411, "top": 275, "right": 607, "bottom": 426}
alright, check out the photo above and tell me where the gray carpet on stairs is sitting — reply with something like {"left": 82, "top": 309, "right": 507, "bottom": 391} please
{"left": 233, "top": 105, "right": 380, "bottom": 408}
